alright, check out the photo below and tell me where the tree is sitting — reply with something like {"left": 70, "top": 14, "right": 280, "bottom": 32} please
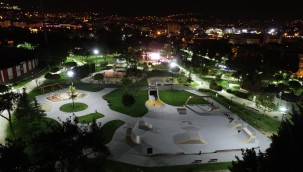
{"left": 260, "top": 107, "right": 303, "bottom": 172}
{"left": 229, "top": 148, "right": 264, "bottom": 172}
{"left": 14, "top": 87, "right": 33, "bottom": 119}
{"left": 30, "top": 117, "right": 110, "bottom": 171}
{"left": 122, "top": 93, "right": 135, "bottom": 107}
{"left": 0, "top": 139, "right": 31, "bottom": 172}
{"left": 0, "top": 90, "right": 21, "bottom": 140}
{"left": 121, "top": 74, "right": 131, "bottom": 91}
{"left": 69, "top": 85, "right": 77, "bottom": 108}
{"left": 229, "top": 107, "right": 303, "bottom": 171}
{"left": 0, "top": 84, "right": 9, "bottom": 93}
{"left": 15, "top": 87, "right": 46, "bottom": 119}
{"left": 93, "top": 73, "right": 104, "bottom": 88}
{"left": 187, "top": 70, "right": 193, "bottom": 84}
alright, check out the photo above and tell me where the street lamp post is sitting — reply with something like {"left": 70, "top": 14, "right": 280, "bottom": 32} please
{"left": 169, "top": 62, "right": 177, "bottom": 91}
{"left": 93, "top": 49, "right": 100, "bottom": 71}
{"left": 279, "top": 106, "right": 287, "bottom": 121}
{"left": 35, "top": 78, "right": 39, "bottom": 87}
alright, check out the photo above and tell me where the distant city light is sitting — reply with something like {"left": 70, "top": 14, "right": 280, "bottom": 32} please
{"left": 268, "top": 28, "right": 276, "bottom": 35}
{"left": 150, "top": 52, "right": 160, "bottom": 60}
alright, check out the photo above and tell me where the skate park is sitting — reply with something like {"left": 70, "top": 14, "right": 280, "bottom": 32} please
{"left": 35, "top": 76, "right": 271, "bottom": 167}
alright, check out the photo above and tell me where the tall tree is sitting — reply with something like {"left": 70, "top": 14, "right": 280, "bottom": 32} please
{"left": 14, "top": 87, "right": 33, "bottom": 119}
{"left": 30, "top": 117, "right": 110, "bottom": 171}
{"left": 0, "top": 88, "right": 21, "bottom": 140}
{"left": 93, "top": 73, "right": 105, "bottom": 88}
{"left": 0, "top": 139, "right": 31, "bottom": 172}
{"left": 229, "top": 107, "right": 303, "bottom": 171}
{"left": 69, "top": 85, "right": 77, "bottom": 108}
{"left": 260, "top": 108, "right": 303, "bottom": 171}
{"left": 15, "top": 87, "right": 46, "bottom": 119}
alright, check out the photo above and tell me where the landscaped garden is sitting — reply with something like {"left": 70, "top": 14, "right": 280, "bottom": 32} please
{"left": 101, "top": 120, "right": 125, "bottom": 144}
{"left": 103, "top": 89, "right": 148, "bottom": 117}
{"left": 159, "top": 90, "right": 209, "bottom": 106}
{"left": 59, "top": 102, "right": 88, "bottom": 112}
{"left": 76, "top": 112, "right": 104, "bottom": 124}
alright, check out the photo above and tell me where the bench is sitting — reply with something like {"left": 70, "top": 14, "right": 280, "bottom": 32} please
{"left": 192, "top": 160, "right": 202, "bottom": 163}
{"left": 208, "top": 159, "right": 218, "bottom": 162}
{"left": 246, "top": 106, "right": 259, "bottom": 112}
{"left": 243, "top": 127, "right": 253, "bottom": 137}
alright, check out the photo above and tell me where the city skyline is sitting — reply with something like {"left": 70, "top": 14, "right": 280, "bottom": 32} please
{"left": 3, "top": 0, "right": 303, "bottom": 19}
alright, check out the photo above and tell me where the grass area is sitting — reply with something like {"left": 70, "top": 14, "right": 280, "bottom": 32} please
{"left": 101, "top": 120, "right": 125, "bottom": 144}
{"left": 103, "top": 89, "right": 148, "bottom": 117}
{"left": 200, "top": 76, "right": 214, "bottom": 82}
{"left": 6, "top": 117, "right": 60, "bottom": 143}
{"left": 198, "top": 89, "right": 280, "bottom": 135}
{"left": 184, "top": 82, "right": 199, "bottom": 86}
{"left": 147, "top": 69, "right": 171, "bottom": 77}
{"left": 218, "top": 80, "right": 229, "bottom": 89}
{"left": 59, "top": 102, "right": 88, "bottom": 112}
{"left": 159, "top": 90, "right": 209, "bottom": 106}
{"left": 76, "top": 112, "right": 104, "bottom": 124}
{"left": 131, "top": 77, "right": 148, "bottom": 86}
{"left": 106, "top": 160, "right": 232, "bottom": 172}
{"left": 28, "top": 87, "right": 41, "bottom": 102}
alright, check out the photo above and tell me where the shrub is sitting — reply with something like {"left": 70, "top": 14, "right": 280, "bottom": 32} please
{"left": 44, "top": 73, "right": 53, "bottom": 79}
{"left": 50, "top": 67, "right": 60, "bottom": 73}
{"left": 209, "top": 80, "right": 222, "bottom": 91}
{"left": 122, "top": 93, "right": 135, "bottom": 107}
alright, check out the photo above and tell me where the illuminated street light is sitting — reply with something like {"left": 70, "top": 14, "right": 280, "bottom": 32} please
{"left": 279, "top": 106, "right": 287, "bottom": 113}
{"left": 170, "top": 62, "right": 177, "bottom": 68}
{"left": 93, "top": 49, "right": 99, "bottom": 55}
{"left": 67, "top": 70, "right": 74, "bottom": 77}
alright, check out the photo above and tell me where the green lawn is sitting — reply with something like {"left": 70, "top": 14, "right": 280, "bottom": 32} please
{"left": 183, "top": 82, "right": 199, "bottom": 86}
{"left": 101, "top": 120, "right": 125, "bottom": 144}
{"left": 103, "top": 89, "right": 148, "bottom": 117}
{"left": 59, "top": 102, "right": 88, "bottom": 112}
{"left": 106, "top": 160, "right": 232, "bottom": 172}
{"left": 159, "top": 90, "right": 209, "bottom": 106}
{"left": 76, "top": 112, "right": 104, "bottom": 124}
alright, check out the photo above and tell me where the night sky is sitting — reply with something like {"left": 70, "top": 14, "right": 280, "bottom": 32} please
{"left": 4, "top": 0, "right": 303, "bottom": 19}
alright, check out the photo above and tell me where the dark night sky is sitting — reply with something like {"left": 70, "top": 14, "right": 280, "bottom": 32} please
{"left": 4, "top": 0, "right": 303, "bottom": 19}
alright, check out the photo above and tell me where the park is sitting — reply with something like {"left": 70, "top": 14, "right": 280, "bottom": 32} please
{"left": 33, "top": 72, "right": 271, "bottom": 167}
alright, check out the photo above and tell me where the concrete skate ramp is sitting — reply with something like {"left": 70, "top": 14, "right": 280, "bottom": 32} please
{"left": 173, "top": 132, "right": 207, "bottom": 144}
{"left": 238, "top": 125, "right": 256, "bottom": 144}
